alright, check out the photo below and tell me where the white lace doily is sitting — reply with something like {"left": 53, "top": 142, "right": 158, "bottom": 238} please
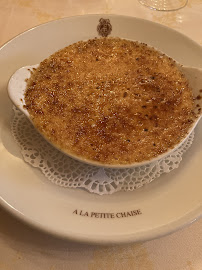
{"left": 11, "top": 107, "right": 194, "bottom": 195}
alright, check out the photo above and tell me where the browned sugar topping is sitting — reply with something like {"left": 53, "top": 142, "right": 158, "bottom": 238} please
{"left": 24, "top": 37, "right": 196, "bottom": 165}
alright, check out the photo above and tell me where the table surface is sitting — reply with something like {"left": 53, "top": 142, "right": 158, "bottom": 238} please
{"left": 0, "top": 0, "right": 202, "bottom": 269}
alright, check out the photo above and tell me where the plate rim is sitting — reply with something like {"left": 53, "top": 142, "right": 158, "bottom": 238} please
{"left": 1, "top": 196, "right": 202, "bottom": 245}
{"left": 1, "top": 13, "right": 202, "bottom": 54}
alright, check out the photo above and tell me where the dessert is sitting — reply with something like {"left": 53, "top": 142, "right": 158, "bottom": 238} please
{"left": 24, "top": 37, "right": 197, "bottom": 165}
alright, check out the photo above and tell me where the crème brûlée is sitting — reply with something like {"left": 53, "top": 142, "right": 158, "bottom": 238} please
{"left": 24, "top": 37, "right": 197, "bottom": 165}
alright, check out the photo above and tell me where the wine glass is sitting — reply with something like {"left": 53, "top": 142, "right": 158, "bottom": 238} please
{"left": 138, "top": 0, "right": 188, "bottom": 11}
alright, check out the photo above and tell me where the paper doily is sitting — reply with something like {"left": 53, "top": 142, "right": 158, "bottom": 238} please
{"left": 11, "top": 107, "right": 194, "bottom": 195}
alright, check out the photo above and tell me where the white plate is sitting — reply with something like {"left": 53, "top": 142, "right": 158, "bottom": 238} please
{"left": 0, "top": 14, "right": 202, "bottom": 244}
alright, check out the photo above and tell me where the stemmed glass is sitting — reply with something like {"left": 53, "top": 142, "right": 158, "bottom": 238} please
{"left": 138, "top": 0, "right": 188, "bottom": 11}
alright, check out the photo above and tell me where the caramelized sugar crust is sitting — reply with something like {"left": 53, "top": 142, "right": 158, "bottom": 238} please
{"left": 24, "top": 38, "right": 195, "bottom": 164}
